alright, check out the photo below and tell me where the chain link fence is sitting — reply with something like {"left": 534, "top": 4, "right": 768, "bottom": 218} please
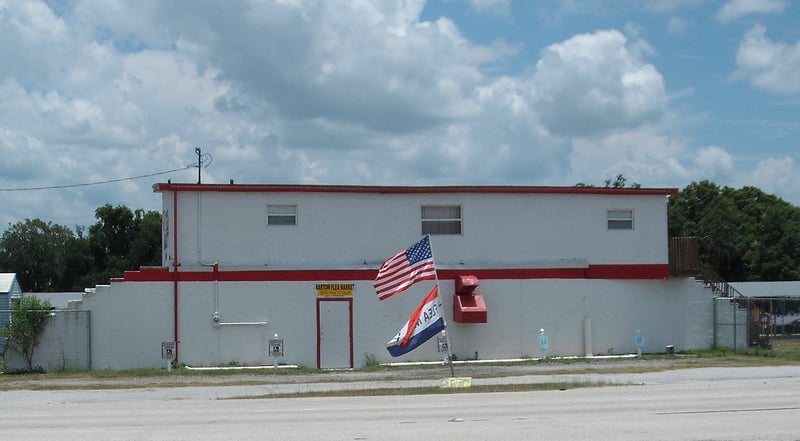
{"left": 714, "top": 296, "right": 800, "bottom": 352}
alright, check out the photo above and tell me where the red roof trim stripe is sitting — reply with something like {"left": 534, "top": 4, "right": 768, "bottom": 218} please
{"left": 152, "top": 183, "right": 677, "bottom": 196}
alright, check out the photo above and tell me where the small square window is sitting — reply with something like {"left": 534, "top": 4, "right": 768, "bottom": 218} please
{"left": 422, "top": 205, "right": 462, "bottom": 235}
{"left": 608, "top": 209, "right": 633, "bottom": 230}
{"left": 267, "top": 204, "right": 297, "bottom": 226}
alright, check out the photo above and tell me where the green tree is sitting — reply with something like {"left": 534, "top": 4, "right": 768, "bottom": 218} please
{"left": 2, "top": 296, "right": 53, "bottom": 372}
{"left": 1, "top": 205, "right": 163, "bottom": 292}
{"left": 0, "top": 219, "right": 76, "bottom": 291}
{"left": 669, "top": 181, "right": 800, "bottom": 281}
{"left": 604, "top": 174, "right": 641, "bottom": 189}
{"left": 80, "top": 204, "right": 162, "bottom": 287}
{"left": 732, "top": 188, "right": 800, "bottom": 280}
{"left": 88, "top": 204, "right": 136, "bottom": 270}
{"left": 576, "top": 174, "right": 641, "bottom": 188}
{"left": 61, "top": 230, "right": 94, "bottom": 291}
{"left": 129, "top": 209, "right": 163, "bottom": 269}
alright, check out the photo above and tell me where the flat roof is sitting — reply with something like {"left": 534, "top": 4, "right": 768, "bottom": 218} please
{"left": 729, "top": 281, "right": 800, "bottom": 298}
{"left": 153, "top": 183, "right": 677, "bottom": 196}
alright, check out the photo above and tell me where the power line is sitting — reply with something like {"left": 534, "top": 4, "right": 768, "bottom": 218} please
{"left": 0, "top": 165, "right": 194, "bottom": 192}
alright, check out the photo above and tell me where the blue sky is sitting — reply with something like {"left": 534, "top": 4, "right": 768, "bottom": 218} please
{"left": 421, "top": 1, "right": 799, "bottom": 167}
{"left": 0, "top": 0, "right": 798, "bottom": 229}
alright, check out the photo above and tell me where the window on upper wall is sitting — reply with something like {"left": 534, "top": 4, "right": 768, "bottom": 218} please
{"left": 267, "top": 204, "right": 297, "bottom": 226}
{"left": 422, "top": 205, "right": 462, "bottom": 235}
{"left": 607, "top": 209, "right": 634, "bottom": 230}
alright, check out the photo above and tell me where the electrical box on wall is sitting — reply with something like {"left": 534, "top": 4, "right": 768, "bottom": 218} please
{"left": 453, "top": 275, "right": 487, "bottom": 323}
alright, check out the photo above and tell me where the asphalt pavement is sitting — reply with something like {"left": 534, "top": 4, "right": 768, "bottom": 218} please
{"left": 1, "top": 362, "right": 799, "bottom": 441}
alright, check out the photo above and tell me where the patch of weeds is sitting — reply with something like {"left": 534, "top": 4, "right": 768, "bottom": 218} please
{"left": 363, "top": 353, "right": 381, "bottom": 369}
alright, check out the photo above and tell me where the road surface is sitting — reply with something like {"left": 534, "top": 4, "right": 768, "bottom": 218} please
{"left": 1, "top": 366, "right": 799, "bottom": 440}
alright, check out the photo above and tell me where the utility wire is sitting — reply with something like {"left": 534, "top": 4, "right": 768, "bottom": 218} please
{"left": 0, "top": 165, "right": 194, "bottom": 192}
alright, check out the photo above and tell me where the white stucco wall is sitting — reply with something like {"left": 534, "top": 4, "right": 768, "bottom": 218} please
{"left": 72, "top": 283, "right": 174, "bottom": 370}
{"left": 56, "top": 275, "right": 712, "bottom": 370}
{"left": 3, "top": 310, "right": 90, "bottom": 372}
{"left": 162, "top": 190, "right": 670, "bottom": 269}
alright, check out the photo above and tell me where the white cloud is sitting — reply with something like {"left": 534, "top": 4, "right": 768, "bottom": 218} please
{"left": 0, "top": 1, "right": 235, "bottom": 227}
{"left": 733, "top": 25, "right": 800, "bottom": 95}
{"left": 638, "top": 0, "right": 708, "bottom": 12}
{"left": 0, "top": 0, "right": 73, "bottom": 88}
{"left": 468, "top": 0, "right": 512, "bottom": 14}
{"left": 750, "top": 156, "right": 800, "bottom": 203}
{"left": 692, "top": 145, "right": 735, "bottom": 180}
{"left": 555, "top": 0, "right": 706, "bottom": 15}
{"left": 716, "top": 0, "right": 787, "bottom": 22}
{"left": 0, "top": 2, "right": 679, "bottom": 221}
{"left": 531, "top": 29, "right": 668, "bottom": 137}
{"left": 5, "top": 0, "right": 67, "bottom": 41}
{"left": 127, "top": 0, "right": 533, "bottom": 187}
{"left": 1, "top": 0, "right": 798, "bottom": 230}
{"left": 568, "top": 129, "right": 690, "bottom": 187}
{"left": 152, "top": 0, "right": 501, "bottom": 136}
{"left": 668, "top": 17, "right": 689, "bottom": 34}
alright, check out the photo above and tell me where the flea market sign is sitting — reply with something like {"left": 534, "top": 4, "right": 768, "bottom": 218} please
{"left": 315, "top": 283, "right": 355, "bottom": 297}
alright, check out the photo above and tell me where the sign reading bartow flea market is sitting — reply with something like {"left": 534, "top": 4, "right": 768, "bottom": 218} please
{"left": 315, "top": 283, "right": 355, "bottom": 297}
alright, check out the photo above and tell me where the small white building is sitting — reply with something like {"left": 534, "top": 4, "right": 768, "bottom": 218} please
{"left": 0, "top": 273, "right": 22, "bottom": 304}
{"left": 53, "top": 183, "right": 716, "bottom": 371}
{"left": 1, "top": 273, "right": 23, "bottom": 354}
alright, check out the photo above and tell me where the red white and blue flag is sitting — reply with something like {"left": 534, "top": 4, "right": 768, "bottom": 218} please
{"left": 386, "top": 286, "right": 445, "bottom": 357}
{"left": 374, "top": 235, "right": 436, "bottom": 301}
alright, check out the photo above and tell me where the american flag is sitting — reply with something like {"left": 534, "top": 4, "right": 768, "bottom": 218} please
{"left": 374, "top": 236, "right": 437, "bottom": 300}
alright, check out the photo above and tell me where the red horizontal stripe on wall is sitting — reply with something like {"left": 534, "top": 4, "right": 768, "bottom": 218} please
{"left": 112, "top": 264, "right": 670, "bottom": 283}
{"left": 586, "top": 264, "right": 670, "bottom": 279}
{"left": 112, "top": 267, "right": 172, "bottom": 282}
{"left": 437, "top": 268, "right": 588, "bottom": 279}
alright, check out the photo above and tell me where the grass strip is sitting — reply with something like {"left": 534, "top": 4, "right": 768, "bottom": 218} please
{"left": 2, "top": 344, "right": 799, "bottom": 392}
{"left": 224, "top": 381, "right": 614, "bottom": 400}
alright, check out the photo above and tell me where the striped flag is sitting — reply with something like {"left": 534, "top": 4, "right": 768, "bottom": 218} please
{"left": 387, "top": 285, "right": 445, "bottom": 357}
{"left": 374, "top": 236, "right": 436, "bottom": 301}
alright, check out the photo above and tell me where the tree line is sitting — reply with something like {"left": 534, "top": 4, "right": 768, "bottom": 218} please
{"left": 668, "top": 180, "right": 800, "bottom": 281}
{"left": 1, "top": 180, "right": 799, "bottom": 292}
{"left": 0, "top": 204, "right": 161, "bottom": 292}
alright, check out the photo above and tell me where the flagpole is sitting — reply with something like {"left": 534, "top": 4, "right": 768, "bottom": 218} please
{"left": 428, "top": 234, "right": 455, "bottom": 377}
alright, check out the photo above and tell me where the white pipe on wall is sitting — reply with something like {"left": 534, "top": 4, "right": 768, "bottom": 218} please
{"left": 583, "top": 316, "right": 592, "bottom": 357}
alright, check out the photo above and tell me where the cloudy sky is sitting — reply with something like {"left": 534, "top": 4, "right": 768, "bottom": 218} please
{"left": 1, "top": 0, "right": 798, "bottom": 229}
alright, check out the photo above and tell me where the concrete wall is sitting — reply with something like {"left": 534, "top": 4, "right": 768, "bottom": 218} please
{"left": 3, "top": 310, "right": 90, "bottom": 372}
{"left": 163, "top": 190, "right": 670, "bottom": 269}
{"left": 74, "top": 283, "right": 174, "bottom": 370}
{"left": 48, "top": 275, "right": 713, "bottom": 370}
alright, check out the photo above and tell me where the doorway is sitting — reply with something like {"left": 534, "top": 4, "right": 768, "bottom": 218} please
{"left": 316, "top": 298, "right": 353, "bottom": 368}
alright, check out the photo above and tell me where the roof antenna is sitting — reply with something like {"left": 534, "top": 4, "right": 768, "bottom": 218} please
{"left": 194, "top": 147, "right": 213, "bottom": 184}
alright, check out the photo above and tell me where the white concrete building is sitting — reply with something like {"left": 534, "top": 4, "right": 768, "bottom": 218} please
{"left": 53, "top": 183, "right": 715, "bottom": 371}
{"left": 0, "top": 183, "right": 718, "bottom": 370}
